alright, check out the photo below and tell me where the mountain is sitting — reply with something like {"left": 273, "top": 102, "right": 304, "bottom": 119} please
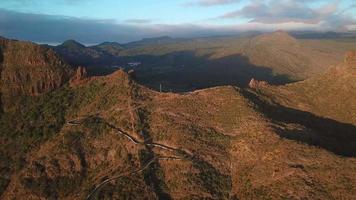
{"left": 291, "top": 31, "right": 356, "bottom": 39}
{"left": 251, "top": 51, "right": 356, "bottom": 125}
{"left": 239, "top": 31, "right": 343, "bottom": 80}
{"left": 118, "top": 31, "right": 352, "bottom": 91}
{"left": 60, "top": 39, "right": 86, "bottom": 49}
{"left": 251, "top": 30, "right": 298, "bottom": 46}
{"left": 53, "top": 40, "right": 108, "bottom": 66}
{"left": 0, "top": 37, "right": 78, "bottom": 196}
{"left": 0, "top": 37, "right": 72, "bottom": 98}
{"left": 0, "top": 44, "right": 355, "bottom": 199}
{"left": 92, "top": 42, "right": 124, "bottom": 56}
{"left": 48, "top": 31, "right": 356, "bottom": 92}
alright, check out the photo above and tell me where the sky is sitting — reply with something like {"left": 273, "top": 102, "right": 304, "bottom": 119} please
{"left": 0, "top": 0, "right": 355, "bottom": 44}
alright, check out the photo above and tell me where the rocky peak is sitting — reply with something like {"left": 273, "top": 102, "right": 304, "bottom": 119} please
{"left": 60, "top": 40, "right": 85, "bottom": 49}
{"left": 248, "top": 78, "right": 269, "bottom": 89}
{"left": 70, "top": 66, "right": 88, "bottom": 85}
{"left": 75, "top": 66, "right": 87, "bottom": 80}
{"left": 98, "top": 42, "right": 122, "bottom": 47}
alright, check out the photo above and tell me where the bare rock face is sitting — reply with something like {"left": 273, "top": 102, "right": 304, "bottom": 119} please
{"left": 70, "top": 66, "right": 87, "bottom": 84}
{"left": 0, "top": 37, "right": 73, "bottom": 96}
{"left": 76, "top": 66, "right": 87, "bottom": 79}
{"left": 345, "top": 51, "right": 356, "bottom": 64}
{"left": 248, "top": 78, "right": 269, "bottom": 89}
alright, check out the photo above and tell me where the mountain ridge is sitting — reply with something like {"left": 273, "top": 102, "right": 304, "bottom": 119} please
{"left": 251, "top": 51, "right": 356, "bottom": 125}
{"left": 0, "top": 36, "right": 355, "bottom": 199}
{"left": 1, "top": 65, "right": 355, "bottom": 199}
{"left": 0, "top": 37, "right": 73, "bottom": 97}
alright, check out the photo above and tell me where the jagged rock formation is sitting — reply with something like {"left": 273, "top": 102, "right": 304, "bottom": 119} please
{"left": 75, "top": 66, "right": 88, "bottom": 80}
{"left": 70, "top": 66, "right": 88, "bottom": 85}
{"left": 248, "top": 78, "right": 269, "bottom": 89}
{"left": 0, "top": 37, "right": 72, "bottom": 97}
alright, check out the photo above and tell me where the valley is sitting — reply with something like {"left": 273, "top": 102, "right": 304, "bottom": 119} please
{"left": 49, "top": 32, "right": 356, "bottom": 92}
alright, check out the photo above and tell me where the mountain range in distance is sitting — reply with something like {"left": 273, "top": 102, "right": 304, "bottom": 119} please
{"left": 46, "top": 31, "right": 356, "bottom": 92}
{"left": 0, "top": 31, "right": 355, "bottom": 199}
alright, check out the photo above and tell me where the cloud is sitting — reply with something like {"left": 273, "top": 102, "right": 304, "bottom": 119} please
{"left": 219, "top": 0, "right": 333, "bottom": 23}
{"left": 216, "top": 0, "right": 355, "bottom": 30}
{"left": 125, "top": 19, "right": 153, "bottom": 24}
{"left": 0, "top": 8, "right": 245, "bottom": 44}
{"left": 184, "top": 0, "right": 240, "bottom": 7}
{"left": 0, "top": 8, "right": 145, "bottom": 43}
{"left": 0, "top": 3, "right": 354, "bottom": 45}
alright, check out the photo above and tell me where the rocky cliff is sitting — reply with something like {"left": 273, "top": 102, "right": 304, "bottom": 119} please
{"left": 248, "top": 78, "right": 269, "bottom": 89}
{"left": 0, "top": 37, "right": 73, "bottom": 97}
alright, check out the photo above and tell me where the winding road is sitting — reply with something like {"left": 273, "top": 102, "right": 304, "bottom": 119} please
{"left": 67, "top": 115, "right": 193, "bottom": 199}
{"left": 68, "top": 116, "right": 192, "bottom": 156}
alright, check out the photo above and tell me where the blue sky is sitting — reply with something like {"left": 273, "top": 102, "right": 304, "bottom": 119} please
{"left": 0, "top": 0, "right": 249, "bottom": 24}
{"left": 0, "top": 0, "right": 355, "bottom": 43}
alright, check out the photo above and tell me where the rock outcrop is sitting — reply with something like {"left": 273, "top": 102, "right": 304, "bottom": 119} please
{"left": 0, "top": 37, "right": 73, "bottom": 96}
{"left": 248, "top": 78, "right": 269, "bottom": 89}
{"left": 74, "top": 66, "right": 87, "bottom": 80}
{"left": 69, "top": 66, "right": 88, "bottom": 85}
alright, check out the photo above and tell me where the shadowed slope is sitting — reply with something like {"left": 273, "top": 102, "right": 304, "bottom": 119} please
{"left": 254, "top": 51, "right": 356, "bottom": 125}
{"left": 47, "top": 32, "right": 355, "bottom": 92}
{"left": 241, "top": 89, "right": 356, "bottom": 157}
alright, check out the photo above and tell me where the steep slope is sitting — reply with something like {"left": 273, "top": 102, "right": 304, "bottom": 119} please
{"left": 1, "top": 68, "right": 355, "bottom": 199}
{"left": 0, "top": 37, "right": 72, "bottom": 98}
{"left": 253, "top": 51, "right": 356, "bottom": 125}
{"left": 0, "top": 37, "right": 76, "bottom": 196}
{"left": 241, "top": 31, "right": 341, "bottom": 80}
{"left": 52, "top": 40, "right": 124, "bottom": 76}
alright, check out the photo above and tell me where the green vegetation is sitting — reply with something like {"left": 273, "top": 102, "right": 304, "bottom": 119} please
{"left": 92, "top": 176, "right": 151, "bottom": 200}
{"left": 193, "top": 159, "right": 232, "bottom": 199}
{"left": 21, "top": 174, "right": 83, "bottom": 198}
{"left": 82, "top": 116, "right": 110, "bottom": 137}
{"left": 1, "top": 36, "right": 356, "bottom": 199}
{"left": 0, "top": 87, "right": 72, "bottom": 140}
{"left": 0, "top": 88, "right": 74, "bottom": 194}
{"left": 139, "top": 149, "right": 171, "bottom": 200}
